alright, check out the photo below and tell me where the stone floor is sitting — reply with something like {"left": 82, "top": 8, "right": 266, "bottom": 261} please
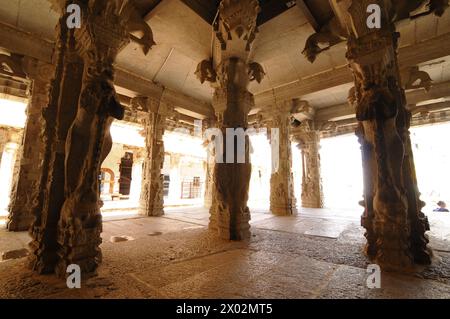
{"left": 0, "top": 206, "right": 449, "bottom": 299}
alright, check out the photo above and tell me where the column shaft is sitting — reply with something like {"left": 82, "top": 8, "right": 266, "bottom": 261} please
{"left": 210, "top": 74, "right": 253, "bottom": 240}
{"left": 28, "top": 16, "right": 84, "bottom": 274}
{"left": 269, "top": 107, "right": 297, "bottom": 215}
{"left": 337, "top": 1, "right": 432, "bottom": 269}
{"left": 297, "top": 130, "right": 324, "bottom": 208}
{"left": 139, "top": 100, "right": 168, "bottom": 217}
{"left": 7, "top": 58, "right": 53, "bottom": 231}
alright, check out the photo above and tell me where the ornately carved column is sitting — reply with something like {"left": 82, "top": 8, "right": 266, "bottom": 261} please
{"left": 7, "top": 58, "right": 54, "bottom": 231}
{"left": 139, "top": 98, "right": 171, "bottom": 217}
{"left": 196, "top": 0, "right": 264, "bottom": 240}
{"left": 29, "top": 0, "right": 154, "bottom": 278}
{"left": 29, "top": 11, "right": 85, "bottom": 274}
{"left": 168, "top": 153, "right": 181, "bottom": 201}
{"left": 267, "top": 102, "right": 297, "bottom": 215}
{"left": 293, "top": 123, "right": 324, "bottom": 209}
{"left": 331, "top": 0, "right": 432, "bottom": 269}
{"left": 202, "top": 118, "right": 216, "bottom": 209}
{"left": 55, "top": 1, "right": 130, "bottom": 277}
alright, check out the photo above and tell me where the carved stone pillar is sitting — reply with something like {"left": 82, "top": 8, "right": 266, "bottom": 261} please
{"left": 54, "top": 2, "right": 131, "bottom": 277}
{"left": 28, "top": 11, "right": 82, "bottom": 274}
{"left": 7, "top": 58, "right": 54, "bottom": 231}
{"left": 196, "top": 0, "right": 264, "bottom": 240}
{"left": 139, "top": 98, "right": 170, "bottom": 217}
{"left": 202, "top": 118, "right": 216, "bottom": 209}
{"left": 0, "top": 128, "right": 6, "bottom": 162}
{"left": 330, "top": 0, "right": 432, "bottom": 270}
{"left": 293, "top": 124, "right": 324, "bottom": 209}
{"left": 28, "top": 0, "right": 154, "bottom": 278}
{"left": 168, "top": 153, "right": 181, "bottom": 201}
{"left": 211, "top": 67, "right": 254, "bottom": 240}
{"left": 0, "top": 142, "right": 20, "bottom": 212}
{"left": 267, "top": 103, "right": 297, "bottom": 215}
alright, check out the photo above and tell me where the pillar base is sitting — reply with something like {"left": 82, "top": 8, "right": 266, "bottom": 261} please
{"left": 6, "top": 214, "right": 34, "bottom": 232}
{"left": 270, "top": 205, "right": 297, "bottom": 216}
{"left": 139, "top": 206, "right": 164, "bottom": 217}
{"left": 55, "top": 198, "right": 102, "bottom": 278}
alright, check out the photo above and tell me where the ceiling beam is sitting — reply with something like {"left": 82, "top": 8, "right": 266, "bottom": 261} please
{"left": 254, "top": 32, "right": 450, "bottom": 109}
{"left": 315, "top": 80, "right": 450, "bottom": 122}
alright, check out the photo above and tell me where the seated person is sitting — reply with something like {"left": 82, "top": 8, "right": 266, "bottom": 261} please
{"left": 433, "top": 201, "right": 449, "bottom": 212}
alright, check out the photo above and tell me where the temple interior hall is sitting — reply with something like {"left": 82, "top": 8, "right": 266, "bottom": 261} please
{"left": 0, "top": 0, "right": 450, "bottom": 299}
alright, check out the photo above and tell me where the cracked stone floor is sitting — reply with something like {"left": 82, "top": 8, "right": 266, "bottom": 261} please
{"left": 0, "top": 206, "right": 449, "bottom": 299}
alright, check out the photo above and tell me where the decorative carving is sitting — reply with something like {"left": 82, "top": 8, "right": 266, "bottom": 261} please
{"left": 302, "top": 17, "right": 346, "bottom": 63}
{"left": 390, "top": 0, "right": 449, "bottom": 22}
{"left": 48, "top": 0, "right": 155, "bottom": 55}
{"left": 130, "top": 96, "right": 149, "bottom": 112}
{"left": 292, "top": 121, "right": 324, "bottom": 209}
{"left": 195, "top": 59, "right": 217, "bottom": 84}
{"left": 302, "top": 0, "right": 449, "bottom": 63}
{"left": 402, "top": 66, "right": 432, "bottom": 91}
{"left": 0, "top": 53, "right": 26, "bottom": 79}
{"left": 248, "top": 62, "right": 265, "bottom": 83}
{"left": 214, "top": 0, "right": 260, "bottom": 53}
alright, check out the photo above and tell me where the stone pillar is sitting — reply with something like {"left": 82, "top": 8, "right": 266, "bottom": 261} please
{"left": 330, "top": 0, "right": 432, "bottom": 270}
{"left": 130, "top": 156, "right": 144, "bottom": 202}
{"left": 293, "top": 126, "right": 324, "bottom": 209}
{"left": 54, "top": 1, "right": 133, "bottom": 276}
{"left": 211, "top": 63, "right": 254, "bottom": 240}
{"left": 267, "top": 102, "right": 297, "bottom": 215}
{"left": 0, "top": 128, "right": 6, "bottom": 163}
{"left": 28, "top": 16, "right": 84, "bottom": 274}
{"left": 139, "top": 98, "right": 171, "bottom": 217}
{"left": 195, "top": 0, "right": 264, "bottom": 240}
{"left": 7, "top": 58, "right": 54, "bottom": 231}
{"left": 0, "top": 142, "right": 19, "bottom": 212}
{"left": 203, "top": 147, "right": 215, "bottom": 208}
{"left": 203, "top": 119, "right": 216, "bottom": 209}
{"left": 168, "top": 153, "right": 181, "bottom": 201}
{"left": 28, "top": 0, "right": 155, "bottom": 278}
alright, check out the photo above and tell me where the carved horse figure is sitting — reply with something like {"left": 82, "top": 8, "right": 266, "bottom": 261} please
{"left": 402, "top": 66, "right": 433, "bottom": 91}
{"left": 248, "top": 62, "right": 266, "bottom": 84}
{"left": 195, "top": 59, "right": 217, "bottom": 84}
{"left": 302, "top": 16, "right": 347, "bottom": 63}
